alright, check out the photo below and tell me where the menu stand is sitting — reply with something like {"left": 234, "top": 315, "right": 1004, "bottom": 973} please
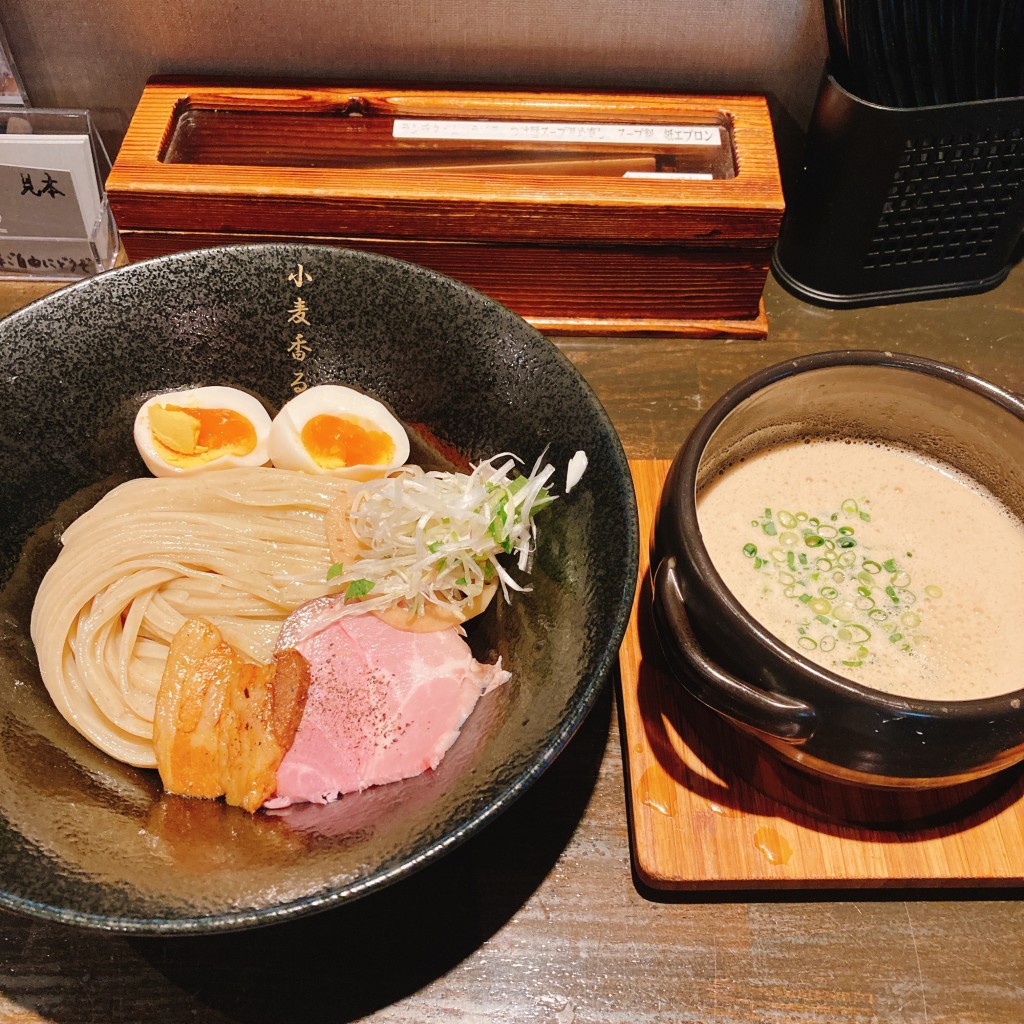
{"left": 0, "top": 108, "right": 120, "bottom": 281}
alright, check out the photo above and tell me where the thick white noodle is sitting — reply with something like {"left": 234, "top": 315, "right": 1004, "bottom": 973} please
{"left": 30, "top": 467, "right": 354, "bottom": 768}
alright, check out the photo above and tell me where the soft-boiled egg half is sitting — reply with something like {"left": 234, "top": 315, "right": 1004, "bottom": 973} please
{"left": 268, "top": 385, "right": 410, "bottom": 480}
{"left": 134, "top": 386, "right": 273, "bottom": 477}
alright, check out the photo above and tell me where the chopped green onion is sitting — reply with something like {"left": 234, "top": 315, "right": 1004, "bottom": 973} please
{"left": 832, "top": 603, "right": 856, "bottom": 622}
{"left": 838, "top": 624, "right": 871, "bottom": 644}
{"left": 740, "top": 493, "right": 931, "bottom": 668}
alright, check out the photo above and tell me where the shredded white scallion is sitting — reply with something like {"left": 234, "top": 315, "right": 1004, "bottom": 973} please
{"left": 566, "top": 450, "right": 588, "bottom": 493}
{"left": 326, "top": 453, "right": 558, "bottom": 618}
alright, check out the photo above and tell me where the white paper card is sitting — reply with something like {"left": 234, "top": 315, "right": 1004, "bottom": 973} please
{"left": 623, "top": 171, "right": 715, "bottom": 180}
{"left": 0, "top": 162, "right": 88, "bottom": 238}
{"left": 0, "top": 237, "right": 98, "bottom": 277}
{"left": 0, "top": 134, "right": 102, "bottom": 237}
{"left": 393, "top": 120, "right": 722, "bottom": 147}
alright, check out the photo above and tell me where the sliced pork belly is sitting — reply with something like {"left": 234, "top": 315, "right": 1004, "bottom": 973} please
{"left": 154, "top": 618, "right": 311, "bottom": 813}
{"left": 267, "top": 611, "right": 509, "bottom": 807}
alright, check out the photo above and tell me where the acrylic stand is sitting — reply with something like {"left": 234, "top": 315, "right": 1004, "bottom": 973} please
{"left": 0, "top": 108, "right": 120, "bottom": 280}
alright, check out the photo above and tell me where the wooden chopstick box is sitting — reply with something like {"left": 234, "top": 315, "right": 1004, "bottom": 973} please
{"left": 106, "top": 79, "right": 785, "bottom": 337}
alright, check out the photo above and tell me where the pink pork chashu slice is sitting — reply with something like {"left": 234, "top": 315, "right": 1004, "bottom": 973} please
{"left": 267, "top": 611, "right": 509, "bottom": 807}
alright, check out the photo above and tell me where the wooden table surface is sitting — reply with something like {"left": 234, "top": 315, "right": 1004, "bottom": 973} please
{"left": 1, "top": 264, "right": 1023, "bottom": 1023}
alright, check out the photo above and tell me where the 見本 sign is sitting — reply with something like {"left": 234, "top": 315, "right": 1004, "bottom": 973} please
{"left": 0, "top": 131, "right": 107, "bottom": 277}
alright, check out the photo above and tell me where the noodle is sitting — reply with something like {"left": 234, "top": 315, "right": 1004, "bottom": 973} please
{"left": 30, "top": 468, "right": 355, "bottom": 768}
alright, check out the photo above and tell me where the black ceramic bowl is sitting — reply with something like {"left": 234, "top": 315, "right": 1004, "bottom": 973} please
{"left": 0, "top": 244, "right": 638, "bottom": 932}
{"left": 653, "top": 350, "right": 1024, "bottom": 790}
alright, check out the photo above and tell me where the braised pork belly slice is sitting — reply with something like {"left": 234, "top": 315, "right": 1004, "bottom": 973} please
{"left": 154, "top": 618, "right": 310, "bottom": 812}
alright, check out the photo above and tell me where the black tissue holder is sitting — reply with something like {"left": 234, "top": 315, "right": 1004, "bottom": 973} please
{"left": 772, "top": 75, "right": 1024, "bottom": 308}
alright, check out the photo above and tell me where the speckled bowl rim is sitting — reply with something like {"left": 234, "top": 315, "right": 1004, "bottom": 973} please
{"left": 0, "top": 244, "right": 640, "bottom": 934}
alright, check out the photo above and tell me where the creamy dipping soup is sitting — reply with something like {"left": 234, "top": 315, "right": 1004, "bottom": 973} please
{"left": 696, "top": 439, "right": 1024, "bottom": 702}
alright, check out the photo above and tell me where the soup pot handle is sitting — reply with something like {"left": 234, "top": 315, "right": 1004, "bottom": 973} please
{"left": 653, "top": 556, "right": 816, "bottom": 744}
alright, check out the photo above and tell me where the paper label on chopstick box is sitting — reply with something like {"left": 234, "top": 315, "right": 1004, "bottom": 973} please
{"left": 393, "top": 120, "right": 722, "bottom": 147}
{"left": 623, "top": 171, "right": 715, "bottom": 180}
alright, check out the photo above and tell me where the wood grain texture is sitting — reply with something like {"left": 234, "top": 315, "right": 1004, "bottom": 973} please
{"left": 105, "top": 81, "right": 783, "bottom": 332}
{"left": 621, "top": 460, "right": 1024, "bottom": 890}
{"left": 105, "top": 81, "right": 782, "bottom": 327}
{"left": 116, "top": 229, "right": 770, "bottom": 332}
{"left": 107, "top": 81, "right": 784, "bottom": 243}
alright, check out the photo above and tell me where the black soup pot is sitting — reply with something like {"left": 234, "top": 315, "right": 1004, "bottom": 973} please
{"left": 652, "top": 351, "right": 1024, "bottom": 789}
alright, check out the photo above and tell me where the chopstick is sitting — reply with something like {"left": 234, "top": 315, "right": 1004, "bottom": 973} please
{"left": 823, "top": 0, "right": 1024, "bottom": 107}
{"left": 356, "top": 155, "right": 660, "bottom": 176}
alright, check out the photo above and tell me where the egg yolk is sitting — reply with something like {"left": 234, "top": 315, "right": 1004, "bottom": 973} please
{"left": 300, "top": 413, "right": 395, "bottom": 469}
{"left": 149, "top": 404, "right": 257, "bottom": 467}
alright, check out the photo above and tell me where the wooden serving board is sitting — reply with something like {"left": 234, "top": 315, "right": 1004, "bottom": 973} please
{"left": 620, "top": 460, "right": 1024, "bottom": 890}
